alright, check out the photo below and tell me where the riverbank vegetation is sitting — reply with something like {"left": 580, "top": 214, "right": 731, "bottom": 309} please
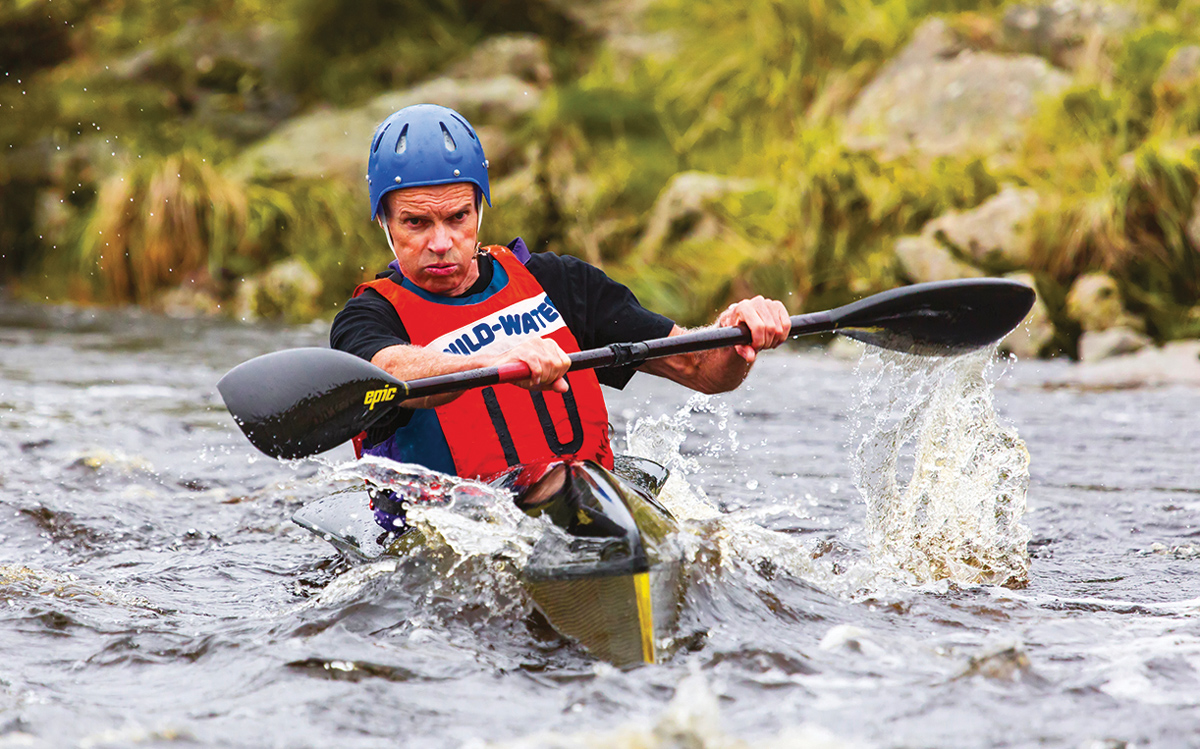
{"left": 3, "top": 0, "right": 1200, "bottom": 353}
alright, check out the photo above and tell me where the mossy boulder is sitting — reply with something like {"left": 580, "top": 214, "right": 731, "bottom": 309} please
{"left": 635, "top": 172, "right": 758, "bottom": 262}
{"left": 1065, "top": 272, "right": 1143, "bottom": 333}
{"left": 447, "top": 34, "right": 552, "bottom": 86}
{"left": 999, "top": 271, "right": 1055, "bottom": 359}
{"left": 157, "top": 277, "right": 223, "bottom": 319}
{"left": 1156, "top": 45, "right": 1200, "bottom": 107}
{"left": 32, "top": 188, "right": 71, "bottom": 250}
{"left": 1001, "top": 1, "right": 1139, "bottom": 69}
{"left": 1077, "top": 326, "right": 1152, "bottom": 362}
{"left": 112, "top": 20, "right": 295, "bottom": 144}
{"left": 892, "top": 186, "right": 1043, "bottom": 284}
{"left": 231, "top": 75, "right": 544, "bottom": 184}
{"left": 486, "top": 163, "right": 550, "bottom": 252}
{"left": 893, "top": 234, "right": 983, "bottom": 284}
{"left": 844, "top": 19, "right": 1071, "bottom": 160}
{"left": 235, "top": 258, "right": 323, "bottom": 323}
{"left": 926, "top": 185, "right": 1040, "bottom": 269}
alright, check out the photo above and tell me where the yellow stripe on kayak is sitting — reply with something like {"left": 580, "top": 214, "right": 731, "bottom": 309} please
{"left": 634, "top": 571, "right": 655, "bottom": 664}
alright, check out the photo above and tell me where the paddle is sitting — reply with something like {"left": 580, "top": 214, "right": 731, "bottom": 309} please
{"left": 218, "top": 277, "right": 1034, "bottom": 459}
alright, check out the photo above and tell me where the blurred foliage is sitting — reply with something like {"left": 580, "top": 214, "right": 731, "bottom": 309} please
{"left": 284, "top": 0, "right": 582, "bottom": 105}
{"left": 3, "top": 0, "right": 1200, "bottom": 346}
{"left": 74, "top": 150, "right": 383, "bottom": 309}
{"left": 79, "top": 150, "right": 253, "bottom": 300}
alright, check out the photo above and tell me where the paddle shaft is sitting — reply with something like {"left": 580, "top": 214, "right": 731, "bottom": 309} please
{"left": 392, "top": 311, "right": 833, "bottom": 400}
{"left": 217, "top": 277, "right": 1034, "bottom": 459}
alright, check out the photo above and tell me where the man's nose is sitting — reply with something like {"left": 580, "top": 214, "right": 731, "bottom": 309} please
{"left": 428, "top": 221, "right": 453, "bottom": 253}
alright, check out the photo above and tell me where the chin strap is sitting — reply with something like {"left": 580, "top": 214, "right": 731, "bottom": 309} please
{"left": 378, "top": 217, "right": 397, "bottom": 254}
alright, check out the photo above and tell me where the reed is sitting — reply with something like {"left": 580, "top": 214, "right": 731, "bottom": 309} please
{"left": 79, "top": 151, "right": 254, "bottom": 302}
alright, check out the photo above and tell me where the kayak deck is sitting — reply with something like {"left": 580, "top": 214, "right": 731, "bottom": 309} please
{"left": 292, "top": 456, "right": 682, "bottom": 666}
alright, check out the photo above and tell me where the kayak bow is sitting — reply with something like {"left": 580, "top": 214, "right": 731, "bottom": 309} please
{"left": 293, "top": 455, "right": 681, "bottom": 667}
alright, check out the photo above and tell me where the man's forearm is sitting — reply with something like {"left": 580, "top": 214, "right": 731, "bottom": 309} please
{"left": 370, "top": 344, "right": 489, "bottom": 408}
{"left": 639, "top": 326, "right": 752, "bottom": 394}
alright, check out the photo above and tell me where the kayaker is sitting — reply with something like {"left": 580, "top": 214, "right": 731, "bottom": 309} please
{"left": 330, "top": 104, "right": 790, "bottom": 532}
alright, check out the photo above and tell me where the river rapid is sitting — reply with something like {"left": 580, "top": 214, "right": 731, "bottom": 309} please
{"left": 2, "top": 301, "right": 1200, "bottom": 748}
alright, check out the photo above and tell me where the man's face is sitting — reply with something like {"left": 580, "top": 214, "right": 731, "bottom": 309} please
{"left": 382, "top": 183, "right": 479, "bottom": 296}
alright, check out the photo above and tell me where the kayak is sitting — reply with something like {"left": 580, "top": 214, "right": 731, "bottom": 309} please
{"left": 292, "top": 455, "right": 683, "bottom": 667}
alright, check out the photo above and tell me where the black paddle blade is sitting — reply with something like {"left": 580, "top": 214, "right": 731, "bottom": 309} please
{"left": 217, "top": 348, "right": 405, "bottom": 459}
{"left": 833, "top": 278, "right": 1036, "bottom": 356}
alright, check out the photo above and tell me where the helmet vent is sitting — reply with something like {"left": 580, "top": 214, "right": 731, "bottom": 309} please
{"left": 449, "top": 113, "right": 477, "bottom": 140}
{"left": 395, "top": 124, "right": 408, "bottom": 155}
{"left": 441, "top": 123, "right": 457, "bottom": 152}
{"left": 371, "top": 122, "right": 391, "bottom": 154}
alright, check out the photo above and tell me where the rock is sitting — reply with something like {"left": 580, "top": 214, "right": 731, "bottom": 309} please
{"left": 473, "top": 125, "right": 524, "bottom": 183}
{"left": 927, "top": 186, "right": 1040, "bottom": 269}
{"left": 634, "top": 171, "right": 758, "bottom": 261}
{"left": 156, "top": 271, "right": 223, "bottom": 318}
{"left": 1000, "top": 272, "right": 1054, "bottom": 359}
{"left": 845, "top": 19, "right": 1070, "bottom": 160}
{"left": 111, "top": 21, "right": 295, "bottom": 143}
{"left": 1155, "top": 45, "right": 1200, "bottom": 105}
{"left": 544, "top": 0, "right": 653, "bottom": 39}
{"left": 545, "top": 0, "right": 678, "bottom": 75}
{"left": 1002, "top": 1, "right": 1139, "bottom": 70}
{"left": 960, "top": 644, "right": 1041, "bottom": 683}
{"left": 231, "top": 75, "right": 541, "bottom": 183}
{"left": 369, "top": 75, "right": 544, "bottom": 130}
{"left": 1188, "top": 192, "right": 1200, "bottom": 252}
{"left": 448, "top": 34, "right": 552, "bottom": 86}
{"left": 235, "top": 258, "right": 322, "bottom": 322}
{"left": 485, "top": 163, "right": 551, "bottom": 250}
{"left": 1078, "top": 326, "right": 1152, "bottom": 362}
{"left": 3, "top": 138, "right": 55, "bottom": 182}
{"left": 1042, "top": 340, "right": 1200, "bottom": 389}
{"left": 896, "top": 17, "right": 971, "bottom": 63}
{"left": 195, "top": 93, "right": 291, "bottom": 145}
{"left": 893, "top": 234, "right": 983, "bottom": 284}
{"left": 157, "top": 285, "right": 223, "bottom": 318}
{"left": 113, "top": 21, "right": 287, "bottom": 85}
{"left": 32, "top": 189, "right": 72, "bottom": 248}
{"left": 1064, "top": 272, "right": 1141, "bottom": 332}
{"left": 818, "top": 624, "right": 884, "bottom": 656}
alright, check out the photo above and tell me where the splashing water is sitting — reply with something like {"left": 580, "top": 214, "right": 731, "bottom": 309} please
{"left": 322, "top": 456, "right": 535, "bottom": 563}
{"left": 849, "top": 347, "right": 1031, "bottom": 587}
{"left": 472, "top": 668, "right": 853, "bottom": 749}
{"left": 624, "top": 393, "right": 729, "bottom": 522}
{"left": 623, "top": 395, "right": 833, "bottom": 594}
{"left": 307, "top": 456, "right": 541, "bottom": 623}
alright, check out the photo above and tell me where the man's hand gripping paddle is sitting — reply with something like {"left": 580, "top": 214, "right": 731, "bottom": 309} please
{"left": 217, "top": 278, "right": 1036, "bottom": 459}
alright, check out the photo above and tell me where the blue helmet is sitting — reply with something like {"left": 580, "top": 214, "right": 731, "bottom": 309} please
{"left": 367, "top": 104, "right": 491, "bottom": 221}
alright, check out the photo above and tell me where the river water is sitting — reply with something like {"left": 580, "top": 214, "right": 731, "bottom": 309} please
{"left": 2, "top": 301, "right": 1199, "bottom": 748}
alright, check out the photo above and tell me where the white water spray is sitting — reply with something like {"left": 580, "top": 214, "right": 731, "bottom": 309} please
{"left": 850, "top": 347, "right": 1031, "bottom": 587}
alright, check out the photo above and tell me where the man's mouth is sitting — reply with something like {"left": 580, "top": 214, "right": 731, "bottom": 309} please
{"left": 425, "top": 263, "right": 458, "bottom": 276}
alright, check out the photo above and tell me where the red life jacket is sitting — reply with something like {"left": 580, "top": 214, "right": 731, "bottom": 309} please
{"left": 353, "top": 247, "right": 614, "bottom": 480}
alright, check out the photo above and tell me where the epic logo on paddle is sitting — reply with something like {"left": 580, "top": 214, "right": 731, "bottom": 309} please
{"left": 363, "top": 386, "right": 398, "bottom": 410}
{"left": 428, "top": 294, "right": 566, "bottom": 357}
